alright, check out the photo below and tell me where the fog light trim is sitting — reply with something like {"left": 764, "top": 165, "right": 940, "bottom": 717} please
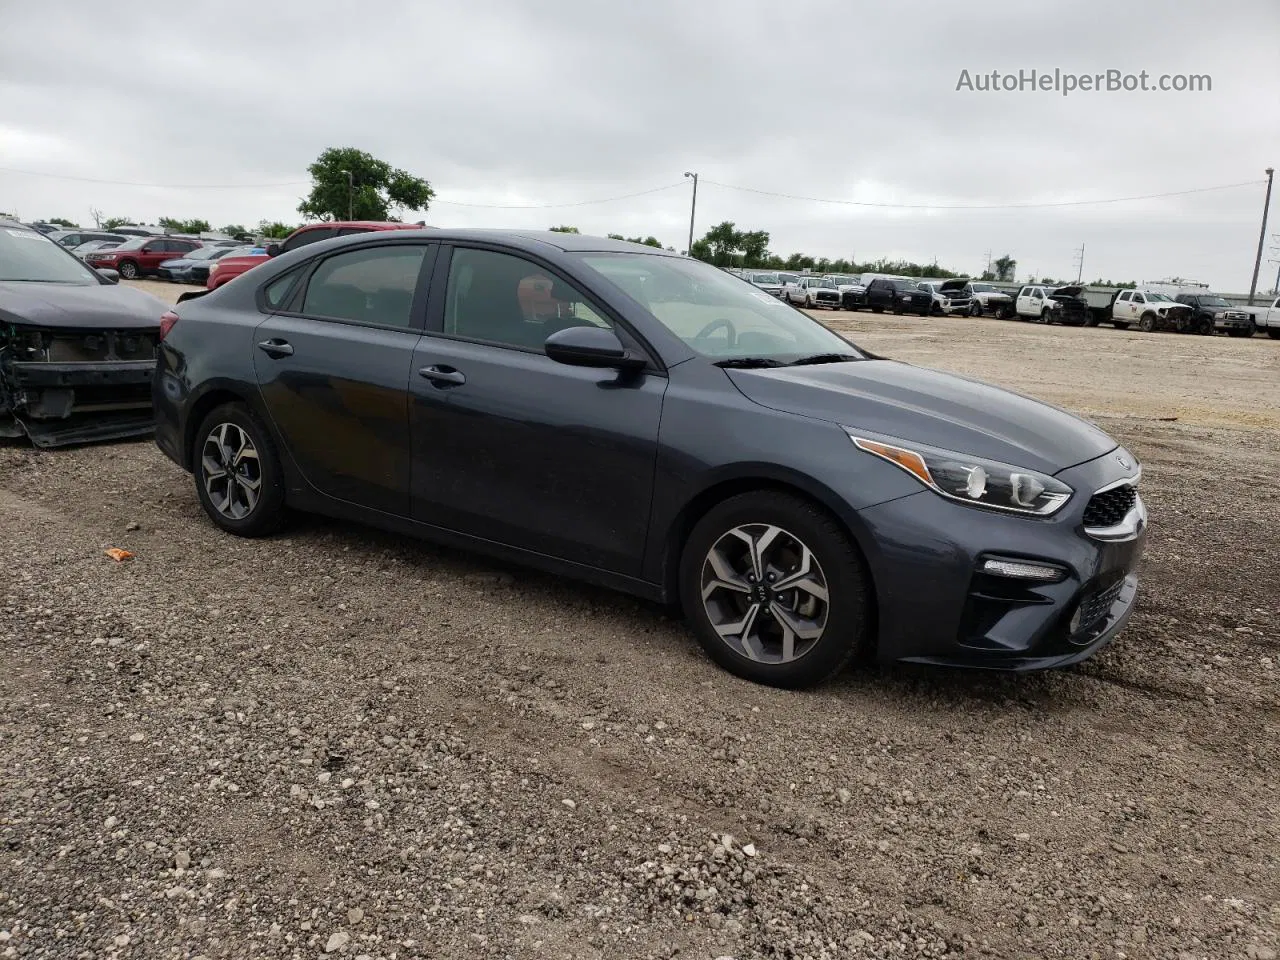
{"left": 981, "top": 558, "right": 1067, "bottom": 582}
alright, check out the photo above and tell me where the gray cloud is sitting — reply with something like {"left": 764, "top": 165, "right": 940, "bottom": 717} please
{"left": 2, "top": 0, "right": 1278, "bottom": 288}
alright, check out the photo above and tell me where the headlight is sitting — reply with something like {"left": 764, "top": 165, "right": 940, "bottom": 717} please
{"left": 847, "top": 433, "right": 1073, "bottom": 516}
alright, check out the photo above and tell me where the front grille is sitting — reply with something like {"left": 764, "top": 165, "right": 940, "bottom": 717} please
{"left": 815, "top": 292, "right": 838, "bottom": 302}
{"left": 1073, "top": 578, "right": 1124, "bottom": 636}
{"left": 1082, "top": 484, "right": 1137, "bottom": 528}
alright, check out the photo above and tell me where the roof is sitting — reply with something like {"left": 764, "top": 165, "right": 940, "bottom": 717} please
{"left": 418, "top": 228, "right": 680, "bottom": 255}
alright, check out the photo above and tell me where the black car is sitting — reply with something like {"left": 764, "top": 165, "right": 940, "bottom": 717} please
{"left": 1174, "top": 293, "right": 1255, "bottom": 337}
{"left": 154, "top": 230, "right": 1147, "bottom": 688}
{"left": 0, "top": 220, "right": 168, "bottom": 447}
{"left": 864, "top": 278, "right": 932, "bottom": 316}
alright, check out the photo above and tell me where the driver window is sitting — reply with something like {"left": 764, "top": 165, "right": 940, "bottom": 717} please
{"left": 1132, "top": 293, "right": 1145, "bottom": 303}
{"left": 443, "top": 248, "right": 610, "bottom": 351}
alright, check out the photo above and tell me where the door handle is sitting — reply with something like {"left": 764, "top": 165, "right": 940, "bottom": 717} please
{"left": 257, "top": 339, "right": 294, "bottom": 358}
{"left": 418, "top": 365, "right": 466, "bottom": 386}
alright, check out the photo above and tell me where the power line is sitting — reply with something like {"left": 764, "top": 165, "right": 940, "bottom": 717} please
{"left": 0, "top": 165, "right": 686, "bottom": 208}
{"left": 700, "top": 177, "right": 1268, "bottom": 210}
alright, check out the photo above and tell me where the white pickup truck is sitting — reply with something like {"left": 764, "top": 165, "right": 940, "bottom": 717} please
{"left": 1242, "top": 295, "right": 1280, "bottom": 339}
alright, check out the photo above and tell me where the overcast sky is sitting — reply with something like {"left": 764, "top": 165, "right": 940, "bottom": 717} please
{"left": 2, "top": 0, "right": 1278, "bottom": 289}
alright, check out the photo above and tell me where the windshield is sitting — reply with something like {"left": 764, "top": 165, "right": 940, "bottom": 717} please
{"left": 578, "top": 253, "right": 863, "bottom": 361}
{"left": 184, "top": 246, "right": 224, "bottom": 260}
{"left": 1144, "top": 292, "right": 1175, "bottom": 302}
{"left": 751, "top": 272, "right": 779, "bottom": 283}
{"left": 895, "top": 280, "right": 919, "bottom": 291}
{"left": 0, "top": 226, "right": 101, "bottom": 283}
{"left": 1199, "top": 296, "right": 1230, "bottom": 307}
{"left": 970, "top": 282, "right": 996, "bottom": 292}
{"left": 108, "top": 237, "right": 148, "bottom": 251}
{"left": 826, "top": 275, "right": 857, "bottom": 284}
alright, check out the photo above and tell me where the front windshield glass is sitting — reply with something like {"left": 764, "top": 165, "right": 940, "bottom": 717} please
{"left": 579, "top": 253, "right": 864, "bottom": 361}
{"left": 185, "top": 246, "right": 223, "bottom": 260}
{"left": 1200, "top": 296, "right": 1229, "bottom": 307}
{"left": 1145, "top": 292, "right": 1174, "bottom": 302}
{"left": 751, "top": 272, "right": 779, "bottom": 283}
{"left": 0, "top": 227, "right": 100, "bottom": 283}
{"left": 970, "top": 282, "right": 996, "bottom": 292}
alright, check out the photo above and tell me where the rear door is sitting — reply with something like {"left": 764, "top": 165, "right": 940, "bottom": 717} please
{"left": 251, "top": 241, "right": 437, "bottom": 516}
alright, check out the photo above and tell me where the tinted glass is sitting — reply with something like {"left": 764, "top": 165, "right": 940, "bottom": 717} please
{"left": 1117, "top": 291, "right": 1130, "bottom": 301}
{"left": 285, "top": 227, "right": 336, "bottom": 252}
{"left": 337, "top": 227, "right": 374, "bottom": 237}
{"left": 0, "top": 226, "right": 101, "bottom": 283}
{"left": 579, "top": 253, "right": 861, "bottom": 361}
{"left": 444, "top": 248, "right": 611, "bottom": 350}
{"left": 300, "top": 245, "right": 428, "bottom": 327}
{"left": 263, "top": 268, "right": 303, "bottom": 310}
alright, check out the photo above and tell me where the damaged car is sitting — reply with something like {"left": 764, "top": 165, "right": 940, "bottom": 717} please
{"left": 1, "top": 219, "right": 169, "bottom": 448}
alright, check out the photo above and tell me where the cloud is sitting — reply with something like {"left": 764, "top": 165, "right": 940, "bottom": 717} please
{"left": 2, "top": 0, "right": 1278, "bottom": 287}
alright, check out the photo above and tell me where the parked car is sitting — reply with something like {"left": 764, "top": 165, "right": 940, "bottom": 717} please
{"left": 747, "top": 271, "right": 784, "bottom": 297}
{"left": 84, "top": 236, "right": 202, "bottom": 279}
{"left": 782, "top": 276, "right": 841, "bottom": 309}
{"left": 1010, "top": 285, "right": 1089, "bottom": 325}
{"left": 962, "top": 281, "right": 1012, "bottom": 317}
{"left": 23, "top": 222, "right": 64, "bottom": 235}
{"left": 918, "top": 279, "right": 974, "bottom": 315}
{"left": 824, "top": 275, "right": 866, "bottom": 310}
{"left": 0, "top": 219, "right": 168, "bottom": 447}
{"left": 71, "top": 240, "right": 122, "bottom": 259}
{"left": 864, "top": 278, "right": 931, "bottom": 315}
{"left": 1107, "top": 290, "right": 1196, "bottom": 333}
{"left": 1241, "top": 294, "right": 1280, "bottom": 339}
{"left": 204, "top": 221, "right": 423, "bottom": 290}
{"left": 157, "top": 245, "right": 245, "bottom": 284}
{"left": 1174, "top": 293, "right": 1256, "bottom": 337}
{"left": 109, "top": 225, "right": 166, "bottom": 237}
{"left": 48, "top": 230, "right": 129, "bottom": 250}
{"left": 154, "top": 229, "right": 1146, "bottom": 687}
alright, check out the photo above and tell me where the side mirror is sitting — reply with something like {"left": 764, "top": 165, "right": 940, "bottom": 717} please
{"left": 544, "top": 326, "right": 644, "bottom": 369}
{"left": 266, "top": 243, "right": 281, "bottom": 257}
{"left": 96, "top": 269, "right": 120, "bottom": 284}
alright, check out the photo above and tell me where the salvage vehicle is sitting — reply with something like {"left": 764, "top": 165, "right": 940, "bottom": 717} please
{"left": 747, "top": 271, "right": 784, "bottom": 297}
{"left": 963, "top": 281, "right": 1012, "bottom": 317}
{"left": 155, "top": 229, "right": 1146, "bottom": 687}
{"left": 49, "top": 229, "right": 129, "bottom": 250}
{"left": 1010, "top": 285, "right": 1089, "bottom": 325}
{"left": 205, "top": 221, "right": 424, "bottom": 289}
{"left": 823, "top": 275, "right": 866, "bottom": 310}
{"left": 1107, "top": 290, "right": 1196, "bottom": 333}
{"left": 1241, "top": 294, "right": 1280, "bottom": 339}
{"left": 157, "top": 245, "right": 246, "bottom": 284}
{"left": 782, "top": 275, "right": 842, "bottom": 309}
{"left": 1, "top": 220, "right": 168, "bottom": 447}
{"left": 918, "top": 279, "right": 974, "bottom": 315}
{"left": 84, "top": 236, "right": 201, "bottom": 279}
{"left": 1175, "top": 293, "right": 1256, "bottom": 337}
{"left": 864, "top": 277, "right": 931, "bottom": 315}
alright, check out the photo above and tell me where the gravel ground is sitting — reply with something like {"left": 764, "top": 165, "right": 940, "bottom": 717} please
{"left": 2, "top": 291, "right": 1278, "bottom": 960}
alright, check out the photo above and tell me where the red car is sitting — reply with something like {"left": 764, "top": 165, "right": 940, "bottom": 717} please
{"left": 85, "top": 236, "right": 202, "bottom": 279}
{"left": 205, "top": 221, "right": 423, "bottom": 289}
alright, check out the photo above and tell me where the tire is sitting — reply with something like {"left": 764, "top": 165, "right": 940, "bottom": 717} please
{"left": 1138, "top": 312, "right": 1156, "bottom": 333}
{"left": 803, "top": 296, "right": 811, "bottom": 309}
{"left": 1083, "top": 312, "right": 1099, "bottom": 327}
{"left": 192, "top": 402, "right": 287, "bottom": 537}
{"left": 1227, "top": 321, "right": 1256, "bottom": 338}
{"left": 970, "top": 302, "right": 983, "bottom": 317}
{"left": 893, "top": 303, "right": 904, "bottom": 315}
{"left": 679, "top": 491, "right": 871, "bottom": 688}
{"left": 1112, "top": 321, "right": 1130, "bottom": 330}
{"left": 1197, "top": 317, "right": 1215, "bottom": 335}
{"left": 930, "top": 301, "right": 942, "bottom": 316}
{"left": 870, "top": 305, "right": 884, "bottom": 314}
{"left": 1268, "top": 329, "right": 1280, "bottom": 339}
{"left": 1040, "top": 308, "right": 1053, "bottom": 325}
{"left": 117, "top": 259, "right": 140, "bottom": 280}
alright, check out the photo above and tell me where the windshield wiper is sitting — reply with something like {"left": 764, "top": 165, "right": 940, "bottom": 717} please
{"left": 713, "top": 357, "right": 787, "bottom": 369}
{"left": 786, "top": 352, "right": 863, "bottom": 366}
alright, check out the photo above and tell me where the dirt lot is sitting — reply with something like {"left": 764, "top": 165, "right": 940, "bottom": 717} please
{"left": 2, "top": 288, "right": 1278, "bottom": 960}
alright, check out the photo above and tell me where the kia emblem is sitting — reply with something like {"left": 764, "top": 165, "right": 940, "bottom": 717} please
{"left": 1117, "top": 454, "right": 1130, "bottom": 469}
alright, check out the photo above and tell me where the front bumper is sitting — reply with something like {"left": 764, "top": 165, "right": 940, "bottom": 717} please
{"left": 853, "top": 450, "right": 1146, "bottom": 670}
{"left": 936, "top": 300, "right": 973, "bottom": 314}
{"left": 1215, "top": 312, "right": 1253, "bottom": 330}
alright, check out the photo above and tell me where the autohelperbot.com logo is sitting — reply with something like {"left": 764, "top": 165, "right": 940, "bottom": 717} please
{"left": 956, "top": 68, "right": 1211, "bottom": 96}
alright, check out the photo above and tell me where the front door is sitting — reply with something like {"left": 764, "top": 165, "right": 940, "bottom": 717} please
{"left": 251, "top": 242, "right": 436, "bottom": 516}
{"left": 409, "top": 245, "right": 666, "bottom": 575}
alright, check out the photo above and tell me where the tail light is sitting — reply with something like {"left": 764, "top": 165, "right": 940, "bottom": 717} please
{"left": 159, "top": 310, "right": 179, "bottom": 341}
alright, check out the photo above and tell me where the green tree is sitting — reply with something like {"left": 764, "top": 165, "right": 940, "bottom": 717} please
{"left": 47, "top": 216, "right": 79, "bottom": 228}
{"left": 549, "top": 225, "right": 580, "bottom": 233}
{"left": 257, "top": 220, "right": 297, "bottom": 239}
{"left": 689, "top": 238, "right": 713, "bottom": 262}
{"left": 159, "top": 217, "right": 212, "bottom": 234}
{"left": 993, "top": 255, "right": 1017, "bottom": 282}
{"left": 703, "top": 221, "right": 742, "bottom": 267}
{"left": 298, "top": 147, "right": 434, "bottom": 222}
{"left": 739, "top": 230, "right": 770, "bottom": 267}
{"left": 608, "top": 233, "right": 663, "bottom": 247}
{"left": 219, "top": 224, "right": 249, "bottom": 238}
{"left": 101, "top": 216, "right": 132, "bottom": 230}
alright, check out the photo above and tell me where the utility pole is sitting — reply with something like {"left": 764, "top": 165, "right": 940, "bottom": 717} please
{"left": 1073, "top": 242, "right": 1085, "bottom": 284}
{"left": 342, "top": 169, "right": 354, "bottom": 221}
{"left": 984, "top": 249, "right": 993, "bottom": 278}
{"left": 684, "top": 172, "right": 698, "bottom": 256}
{"left": 1248, "top": 167, "right": 1274, "bottom": 305}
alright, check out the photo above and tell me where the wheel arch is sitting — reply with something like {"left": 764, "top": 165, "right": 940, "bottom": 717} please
{"left": 182, "top": 384, "right": 261, "bottom": 470}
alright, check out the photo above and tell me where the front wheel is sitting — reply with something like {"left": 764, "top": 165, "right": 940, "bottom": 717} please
{"left": 117, "top": 259, "right": 139, "bottom": 280}
{"left": 680, "top": 492, "right": 871, "bottom": 688}
{"left": 870, "top": 305, "right": 884, "bottom": 314}
{"left": 1040, "top": 308, "right": 1053, "bottom": 325}
{"left": 1268, "top": 329, "right": 1280, "bottom": 340}
{"left": 193, "top": 403, "right": 287, "bottom": 537}
{"left": 1197, "top": 318, "right": 1215, "bottom": 335}
{"left": 1227, "top": 322, "right": 1256, "bottom": 338}
{"left": 970, "top": 302, "right": 983, "bottom": 317}
{"left": 1138, "top": 312, "right": 1157, "bottom": 333}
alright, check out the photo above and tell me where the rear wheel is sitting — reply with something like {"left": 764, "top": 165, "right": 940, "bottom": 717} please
{"left": 680, "top": 491, "right": 871, "bottom": 688}
{"left": 193, "top": 403, "right": 287, "bottom": 537}
{"left": 117, "top": 259, "right": 139, "bottom": 280}
{"left": 1138, "top": 312, "right": 1157, "bottom": 333}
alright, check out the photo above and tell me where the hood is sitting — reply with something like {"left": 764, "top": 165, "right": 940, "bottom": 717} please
{"left": 725, "top": 359, "right": 1116, "bottom": 474}
{"left": 160, "top": 258, "right": 193, "bottom": 268}
{"left": 0, "top": 281, "right": 169, "bottom": 330}
{"left": 1048, "top": 285, "right": 1084, "bottom": 298}
{"left": 939, "top": 278, "right": 969, "bottom": 292}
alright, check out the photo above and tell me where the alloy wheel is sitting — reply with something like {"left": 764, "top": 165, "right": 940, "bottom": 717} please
{"left": 700, "top": 523, "right": 829, "bottom": 664}
{"left": 201, "top": 422, "right": 262, "bottom": 520}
